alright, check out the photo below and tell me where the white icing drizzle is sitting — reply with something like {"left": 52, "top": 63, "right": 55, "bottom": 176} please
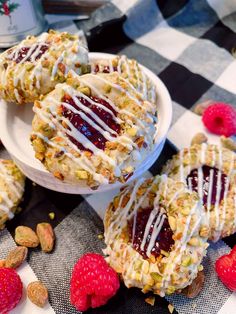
{"left": 146, "top": 208, "right": 166, "bottom": 257}
{"left": 105, "top": 178, "right": 146, "bottom": 243}
{"left": 134, "top": 61, "right": 141, "bottom": 92}
{"left": 108, "top": 59, "right": 114, "bottom": 73}
{"left": 167, "top": 186, "right": 185, "bottom": 207}
{"left": 51, "top": 51, "right": 65, "bottom": 78}
{"left": 234, "top": 188, "right": 236, "bottom": 228}
{"left": 188, "top": 177, "right": 192, "bottom": 191}
{"left": 214, "top": 146, "right": 223, "bottom": 230}
{"left": 219, "top": 152, "right": 235, "bottom": 233}
{"left": 140, "top": 203, "right": 159, "bottom": 251}
{"left": 14, "top": 89, "right": 21, "bottom": 103}
{"left": 206, "top": 169, "right": 214, "bottom": 222}
{"left": 179, "top": 149, "right": 185, "bottom": 182}
{"left": 117, "top": 55, "right": 130, "bottom": 76}
{"left": 140, "top": 68, "right": 148, "bottom": 100}
{"left": 0, "top": 162, "right": 24, "bottom": 219}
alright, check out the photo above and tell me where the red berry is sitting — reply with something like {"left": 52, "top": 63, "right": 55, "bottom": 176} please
{"left": 0, "top": 268, "right": 23, "bottom": 313}
{"left": 202, "top": 102, "right": 236, "bottom": 137}
{"left": 215, "top": 246, "right": 236, "bottom": 291}
{"left": 70, "top": 253, "right": 120, "bottom": 311}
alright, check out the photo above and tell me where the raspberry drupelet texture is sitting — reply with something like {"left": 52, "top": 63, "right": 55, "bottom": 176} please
{"left": 70, "top": 253, "right": 120, "bottom": 312}
{"left": 202, "top": 102, "right": 236, "bottom": 137}
{"left": 0, "top": 268, "right": 23, "bottom": 313}
{"left": 215, "top": 245, "right": 236, "bottom": 291}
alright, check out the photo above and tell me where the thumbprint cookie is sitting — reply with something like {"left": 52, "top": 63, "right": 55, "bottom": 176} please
{"left": 163, "top": 144, "right": 236, "bottom": 242}
{"left": 104, "top": 175, "right": 208, "bottom": 297}
{"left": 30, "top": 71, "right": 157, "bottom": 188}
{"left": 0, "top": 30, "right": 89, "bottom": 104}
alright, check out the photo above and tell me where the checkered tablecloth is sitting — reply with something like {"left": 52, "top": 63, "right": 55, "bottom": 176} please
{"left": 0, "top": 0, "right": 236, "bottom": 313}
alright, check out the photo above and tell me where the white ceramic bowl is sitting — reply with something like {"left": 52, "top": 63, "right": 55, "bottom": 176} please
{"left": 0, "top": 52, "right": 172, "bottom": 194}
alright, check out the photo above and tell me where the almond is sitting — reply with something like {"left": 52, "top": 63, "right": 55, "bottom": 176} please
{"left": 36, "top": 223, "right": 55, "bottom": 253}
{"left": 0, "top": 259, "right": 5, "bottom": 267}
{"left": 27, "top": 281, "right": 48, "bottom": 308}
{"left": 15, "top": 226, "right": 39, "bottom": 248}
{"left": 5, "top": 246, "right": 28, "bottom": 269}
{"left": 193, "top": 100, "right": 213, "bottom": 115}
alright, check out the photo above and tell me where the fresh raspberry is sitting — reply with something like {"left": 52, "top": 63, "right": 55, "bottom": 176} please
{"left": 70, "top": 253, "right": 120, "bottom": 311}
{"left": 202, "top": 102, "right": 236, "bottom": 137}
{"left": 215, "top": 245, "right": 236, "bottom": 291}
{"left": 0, "top": 268, "right": 23, "bottom": 313}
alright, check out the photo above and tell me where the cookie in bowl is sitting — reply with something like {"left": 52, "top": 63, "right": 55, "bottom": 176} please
{"left": 0, "top": 160, "right": 25, "bottom": 229}
{"left": 104, "top": 175, "right": 208, "bottom": 297}
{"left": 30, "top": 71, "right": 157, "bottom": 188}
{"left": 0, "top": 30, "right": 89, "bottom": 104}
{"left": 91, "top": 55, "right": 157, "bottom": 104}
{"left": 163, "top": 144, "right": 236, "bottom": 242}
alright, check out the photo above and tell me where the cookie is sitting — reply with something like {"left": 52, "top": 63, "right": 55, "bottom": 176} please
{"left": 0, "top": 160, "right": 25, "bottom": 229}
{"left": 104, "top": 175, "right": 208, "bottom": 296}
{"left": 91, "top": 55, "right": 157, "bottom": 104}
{"left": 163, "top": 143, "right": 236, "bottom": 242}
{"left": 0, "top": 30, "right": 89, "bottom": 104}
{"left": 31, "top": 71, "right": 157, "bottom": 187}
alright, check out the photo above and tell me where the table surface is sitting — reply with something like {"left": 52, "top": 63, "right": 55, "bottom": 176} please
{"left": 0, "top": 1, "right": 236, "bottom": 313}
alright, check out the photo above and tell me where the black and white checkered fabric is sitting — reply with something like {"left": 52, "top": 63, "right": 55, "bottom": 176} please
{"left": 0, "top": 1, "right": 236, "bottom": 313}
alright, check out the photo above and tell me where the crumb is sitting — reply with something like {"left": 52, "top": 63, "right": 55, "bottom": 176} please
{"left": 191, "top": 133, "right": 208, "bottom": 146}
{"left": 193, "top": 100, "right": 213, "bottom": 115}
{"left": 48, "top": 212, "right": 55, "bottom": 220}
{"left": 15, "top": 207, "right": 22, "bottom": 214}
{"left": 145, "top": 296, "right": 155, "bottom": 306}
{"left": 168, "top": 303, "right": 174, "bottom": 313}
{"left": 97, "top": 234, "right": 104, "bottom": 240}
{"left": 32, "top": 182, "right": 37, "bottom": 186}
{"left": 192, "top": 303, "right": 197, "bottom": 309}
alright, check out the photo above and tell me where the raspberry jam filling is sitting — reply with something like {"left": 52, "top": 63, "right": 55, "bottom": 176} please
{"left": 129, "top": 207, "right": 174, "bottom": 259}
{"left": 9, "top": 44, "right": 49, "bottom": 63}
{"left": 61, "top": 95, "right": 120, "bottom": 151}
{"left": 186, "top": 165, "right": 228, "bottom": 206}
{"left": 93, "top": 64, "right": 118, "bottom": 73}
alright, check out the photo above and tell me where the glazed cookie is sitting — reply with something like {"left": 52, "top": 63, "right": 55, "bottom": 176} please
{"left": 0, "top": 30, "right": 89, "bottom": 104}
{"left": 30, "top": 71, "right": 157, "bottom": 187}
{"left": 104, "top": 175, "right": 208, "bottom": 297}
{"left": 91, "top": 55, "right": 157, "bottom": 104}
{"left": 0, "top": 160, "right": 25, "bottom": 229}
{"left": 163, "top": 144, "right": 236, "bottom": 242}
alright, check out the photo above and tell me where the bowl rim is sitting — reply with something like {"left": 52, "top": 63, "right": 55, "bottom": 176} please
{"left": 0, "top": 52, "right": 172, "bottom": 192}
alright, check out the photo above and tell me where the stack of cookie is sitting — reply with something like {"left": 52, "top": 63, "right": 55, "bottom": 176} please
{"left": 0, "top": 30, "right": 158, "bottom": 189}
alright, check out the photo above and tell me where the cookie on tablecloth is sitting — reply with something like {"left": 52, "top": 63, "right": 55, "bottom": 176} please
{"left": 104, "top": 175, "right": 208, "bottom": 297}
{"left": 163, "top": 143, "right": 236, "bottom": 242}
{"left": 0, "top": 160, "right": 25, "bottom": 229}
